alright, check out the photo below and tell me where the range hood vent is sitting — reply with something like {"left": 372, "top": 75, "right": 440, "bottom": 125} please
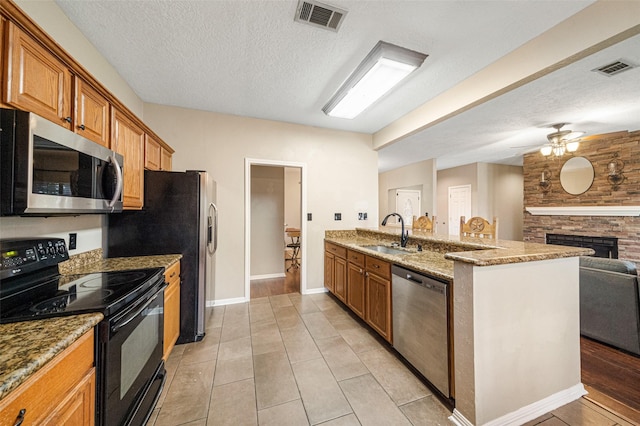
{"left": 295, "top": 0, "right": 347, "bottom": 32}
{"left": 592, "top": 59, "right": 636, "bottom": 77}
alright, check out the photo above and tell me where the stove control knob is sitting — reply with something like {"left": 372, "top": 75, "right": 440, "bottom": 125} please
{"left": 48, "top": 246, "right": 56, "bottom": 255}
{"left": 57, "top": 245, "right": 66, "bottom": 254}
{"left": 38, "top": 248, "right": 46, "bottom": 257}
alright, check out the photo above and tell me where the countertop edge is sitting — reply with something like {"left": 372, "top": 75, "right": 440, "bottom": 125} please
{"left": 0, "top": 312, "right": 104, "bottom": 401}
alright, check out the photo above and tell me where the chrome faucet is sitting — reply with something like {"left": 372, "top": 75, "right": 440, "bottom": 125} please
{"left": 381, "top": 213, "right": 409, "bottom": 247}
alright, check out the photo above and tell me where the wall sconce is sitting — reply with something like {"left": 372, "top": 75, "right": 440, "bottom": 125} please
{"left": 539, "top": 168, "right": 551, "bottom": 193}
{"left": 607, "top": 153, "right": 625, "bottom": 190}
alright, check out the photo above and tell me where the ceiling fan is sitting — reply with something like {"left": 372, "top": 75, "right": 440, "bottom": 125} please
{"left": 539, "top": 123, "right": 584, "bottom": 157}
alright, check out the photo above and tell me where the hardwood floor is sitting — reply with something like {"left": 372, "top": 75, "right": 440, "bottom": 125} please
{"left": 250, "top": 260, "right": 300, "bottom": 298}
{"left": 581, "top": 336, "right": 640, "bottom": 423}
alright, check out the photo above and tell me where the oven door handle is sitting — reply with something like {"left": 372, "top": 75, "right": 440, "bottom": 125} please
{"left": 111, "top": 285, "right": 166, "bottom": 334}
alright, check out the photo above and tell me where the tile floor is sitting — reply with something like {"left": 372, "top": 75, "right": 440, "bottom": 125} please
{"left": 147, "top": 292, "right": 635, "bottom": 426}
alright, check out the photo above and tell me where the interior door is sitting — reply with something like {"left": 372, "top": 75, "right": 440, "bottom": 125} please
{"left": 395, "top": 189, "right": 421, "bottom": 227}
{"left": 448, "top": 185, "right": 471, "bottom": 236}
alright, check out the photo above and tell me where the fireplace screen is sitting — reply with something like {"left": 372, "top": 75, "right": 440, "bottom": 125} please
{"left": 546, "top": 234, "right": 618, "bottom": 259}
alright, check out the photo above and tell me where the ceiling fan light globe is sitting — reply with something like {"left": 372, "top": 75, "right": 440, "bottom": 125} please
{"left": 553, "top": 145, "right": 565, "bottom": 156}
{"left": 566, "top": 141, "right": 580, "bottom": 152}
{"left": 540, "top": 145, "right": 553, "bottom": 156}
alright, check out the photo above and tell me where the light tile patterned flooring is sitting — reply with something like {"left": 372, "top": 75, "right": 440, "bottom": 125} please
{"left": 147, "top": 292, "right": 635, "bottom": 426}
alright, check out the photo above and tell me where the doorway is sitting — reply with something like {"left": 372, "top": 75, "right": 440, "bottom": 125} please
{"left": 244, "top": 159, "right": 307, "bottom": 300}
{"left": 448, "top": 185, "right": 471, "bottom": 236}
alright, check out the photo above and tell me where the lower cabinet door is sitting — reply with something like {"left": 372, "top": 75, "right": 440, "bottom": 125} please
{"left": 366, "top": 273, "right": 392, "bottom": 343}
{"left": 334, "top": 256, "right": 347, "bottom": 303}
{"left": 347, "top": 262, "right": 366, "bottom": 319}
{"left": 43, "top": 369, "right": 96, "bottom": 426}
{"left": 163, "top": 279, "right": 181, "bottom": 360}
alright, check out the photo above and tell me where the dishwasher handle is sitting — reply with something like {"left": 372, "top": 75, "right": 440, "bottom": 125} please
{"left": 392, "top": 265, "right": 448, "bottom": 294}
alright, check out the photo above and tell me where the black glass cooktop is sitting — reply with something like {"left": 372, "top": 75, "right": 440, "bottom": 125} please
{"left": 0, "top": 267, "right": 164, "bottom": 323}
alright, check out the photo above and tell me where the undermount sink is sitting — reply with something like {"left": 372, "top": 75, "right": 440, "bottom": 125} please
{"left": 361, "top": 245, "right": 408, "bottom": 256}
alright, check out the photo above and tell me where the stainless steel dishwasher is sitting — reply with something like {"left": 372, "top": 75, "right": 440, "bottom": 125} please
{"left": 392, "top": 265, "right": 450, "bottom": 398}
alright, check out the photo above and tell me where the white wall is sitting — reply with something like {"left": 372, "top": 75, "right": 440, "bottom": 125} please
{"left": 250, "top": 166, "right": 285, "bottom": 278}
{"left": 378, "top": 159, "right": 436, "bottom": 226}
{"left": 437, "top": 163, "right": 523, "bottom": 240}
{"left": 142, "top": 103, "right": 377, "bottom": 301}
{"left": 0, "top": 215, "right": 103, "bottom": 255}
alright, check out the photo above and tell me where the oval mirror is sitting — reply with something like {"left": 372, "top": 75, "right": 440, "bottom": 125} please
{"left": 560, "top": 156, "right": 594, "bottom": 195}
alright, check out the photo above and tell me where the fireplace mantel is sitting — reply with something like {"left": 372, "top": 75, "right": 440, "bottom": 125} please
{"left": 526, "top": 206, "right": 640, "bottom": 216}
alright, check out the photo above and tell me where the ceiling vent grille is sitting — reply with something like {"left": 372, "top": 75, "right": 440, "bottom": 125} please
{"left": 295, "top": 0, "right": 347, "bottom": 32}
{"left": 592, "top": 59, "right": 636, "bottom": 77}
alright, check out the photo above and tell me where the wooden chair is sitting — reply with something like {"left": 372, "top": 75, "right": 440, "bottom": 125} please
{"left": 412, "top": 215, "right": 436, "bottom": 233}
{"left": 285, "top": 228, "right": 301, "bottom": 271}
{"left": 460, "top": 216, "right": 498, "bottom": 239}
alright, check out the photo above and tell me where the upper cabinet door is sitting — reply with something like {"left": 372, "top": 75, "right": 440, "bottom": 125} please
{"left": 160, "top": 148, "right": 172, "bottom": 171}
{"left": 75, "top": 78, "right": 110, "bottom": 147}
{"left": 144, "top": 134, "right": 161, "bottom": 171}
{"left": 112, "top": 108, "right": 144, "bottom": 210}
{"left": 5, "top": 22, "right": 72, "bottom": 128}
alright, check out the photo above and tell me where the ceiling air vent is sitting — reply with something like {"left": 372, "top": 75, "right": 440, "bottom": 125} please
{"left": 295, "top": 0, "right": 347, "bottom": 32}
{"left": 592, "top": 59, "right": 636, "bottom": 77}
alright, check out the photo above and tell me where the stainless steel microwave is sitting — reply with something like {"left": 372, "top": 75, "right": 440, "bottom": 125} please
{"left": 1, "top": 108, "right": 123, "bottom": 215}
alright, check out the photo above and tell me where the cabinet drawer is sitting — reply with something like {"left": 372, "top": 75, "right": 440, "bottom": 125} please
{"left": 164, "top": 261, "right": 180, "bottom": 285}
{"left": 325, "top": 242, "right": 346, "bottom": 259}
{"left": 347, "top": 250, "right": 365, "bottom": 267}
{"left": 0, "top": 329, "right": 94, "bottom": 426}
{"left": 366, "top": 256, "right": 391, "bottom": 280}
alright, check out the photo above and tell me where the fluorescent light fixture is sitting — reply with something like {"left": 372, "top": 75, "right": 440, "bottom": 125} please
{"left": 323, "top": 41, "right": 427, "bottom": 119}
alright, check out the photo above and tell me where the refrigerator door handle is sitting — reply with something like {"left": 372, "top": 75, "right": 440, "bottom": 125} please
{"left": 208, "top": 202, "right": 218, "bottom": 254}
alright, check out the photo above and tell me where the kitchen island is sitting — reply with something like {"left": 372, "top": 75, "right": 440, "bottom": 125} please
{"left": 325, "top": 228, "right": 592, "bottom": 426}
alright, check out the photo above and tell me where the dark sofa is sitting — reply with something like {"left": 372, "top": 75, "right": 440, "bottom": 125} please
{"left": 579, "top": 256, "right": 640, "bottom": 355}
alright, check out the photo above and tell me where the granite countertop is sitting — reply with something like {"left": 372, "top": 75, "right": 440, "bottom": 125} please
{"left": 61, "top": 254, "right": 182, "bottom": 275}
{"left": 0, "top": 313, "right": 104, "bottom": 401}
{"left": 325, "top": 228, "right": 593, "bottom": 279}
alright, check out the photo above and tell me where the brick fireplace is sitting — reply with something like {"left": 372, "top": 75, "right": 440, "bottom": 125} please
{"left": 523, "top": 130, "right": 640, "bottom": 264}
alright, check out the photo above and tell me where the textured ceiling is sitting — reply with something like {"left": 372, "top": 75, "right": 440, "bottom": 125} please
{"left": 53, "top": 0, "right": 639, "bottom": 170}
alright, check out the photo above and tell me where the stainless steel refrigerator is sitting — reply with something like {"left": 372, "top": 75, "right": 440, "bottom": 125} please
{"left": 107, "top": 170, "right": 217, "bottom": 343}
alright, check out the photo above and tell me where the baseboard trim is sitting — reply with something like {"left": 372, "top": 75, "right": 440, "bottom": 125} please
{"left": 250, "top": 272, "right": 286, "bottom": 280}
{"left": 449, "top": 409, "right": 474, "bottom": 426}
{"left": 449, "top": 383, "right": 586, "bottom": 426}
{"left": 302, "top": 287, "right": 328, "bottom": 295}
{"left": 207, "top": 297, "right": 248, "bottom": 307}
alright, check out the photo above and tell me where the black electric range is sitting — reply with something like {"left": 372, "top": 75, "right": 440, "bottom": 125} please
{"left": 0, "top": 238, "right": 167, "bottom": 426}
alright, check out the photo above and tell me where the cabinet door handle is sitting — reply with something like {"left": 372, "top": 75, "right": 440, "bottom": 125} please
{"left": 169, "top": 272, "right": 176, "bottom": 278}
{"left": 14, "top": 409, "right": 26, "bottom": 426}
{"left": 373, "top": 264, "right": 380, "bottom": 268}
{"left": 78, "top": 124, "right": 86, "bottom": 130}
{"left": 64, "top": 116, "right": 72, "bottom": 123}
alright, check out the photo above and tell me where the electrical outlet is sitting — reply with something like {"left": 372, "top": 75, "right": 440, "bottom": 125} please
{"left": 307, "top": 213, "right": 312, "bottom": 221}
{"left": 334, "top": 213, "right": 342, "bottom": 221}
{"left": 69, "top": 233, "right": 77, "bottom": 250}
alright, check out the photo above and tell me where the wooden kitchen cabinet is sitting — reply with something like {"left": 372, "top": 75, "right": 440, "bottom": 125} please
{"left": 0, "top": 329, "right": 96, "bottom": 426}
{"left": 324, "top": 242, "right": 347, "bottom": 302}
{"left": 365, "top": 256, "right": 392, "bottom": 343}
{"left": 163, "top": 261, "right": 181, "bottom": 360}
{"left": 112, "top": 108, "right": 145, "bottom": 209}
{"left": 144, "top": 134, "right": 162, "bottom": 170}
{"left": 324, "top": 251, "right": 335, "bottom": 293}
{"left": 4, "top": 21, "right": 72, "bottom": 128}
{"left": 145, "top": 134, "right": 173, "bottom": 171}
{"left": 346, "top": 250, "right": 366, "bottom": 319}
{"left": 160, "top": 147, "right": 173, "bottom": 171}
{"left": 74, "top": 78, "right": 110, "bottom": 147}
